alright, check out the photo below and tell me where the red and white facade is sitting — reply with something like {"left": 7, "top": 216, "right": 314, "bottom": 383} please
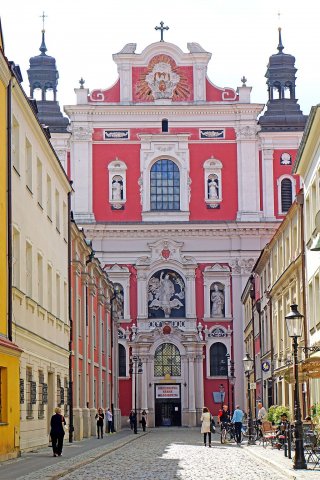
{"left": 63, "top": 38, "right": 304, "bottom": 426}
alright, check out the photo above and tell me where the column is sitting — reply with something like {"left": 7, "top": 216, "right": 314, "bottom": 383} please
{"left": 137, "top": 270, "right": 148, "bottom": 319}
{"left": 235, "top": 125, "right": 261, "bottom": 221}
{"left": 195, "top": 352, "right": 204, "bottom": 419}
{"left": 186, "top": 272, "right": 196, "bottom": 318}
{"left": 188, "top": 354, "right": 196, "bottom": 426}
{"left": 141, "top": 357, "right": 148, "bottom": 411}
{"left": 261, "top": 148, "right": 275, "bottom": 220}
{"left": 71, "top": 123, "right": 95, "bottom": 223}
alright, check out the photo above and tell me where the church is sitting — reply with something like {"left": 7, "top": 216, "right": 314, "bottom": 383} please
{"left": 29, "top": 22, "right": 307, "bottom": 427}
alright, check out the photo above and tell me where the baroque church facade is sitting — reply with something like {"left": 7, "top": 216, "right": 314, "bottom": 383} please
{"left": 29, "top": 24, "right": 307, "bottom": 427}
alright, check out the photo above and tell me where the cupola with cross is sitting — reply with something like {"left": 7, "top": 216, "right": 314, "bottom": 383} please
{"left": 27, "top": 12, "right": 69, "bottom": 133}
{"left": 259, "top": 28, "right": 307, "bottom": 132}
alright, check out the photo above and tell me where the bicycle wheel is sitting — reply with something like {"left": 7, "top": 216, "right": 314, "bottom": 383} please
{"left": 221, "top": 428, "right": 227, "bottom": 444}
{"left": 226, "top": 430, "right": 233, "bottom": 442}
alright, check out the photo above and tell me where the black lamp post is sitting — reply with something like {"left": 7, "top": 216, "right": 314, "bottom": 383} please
{"left": 243, "top": 353, "right": 255, "bottom": 445}
{"left": 285, "top": 304, "right": 307, "bottom": 470}
{"left": 129, "top": 355, "right": 143, "bottom": 434}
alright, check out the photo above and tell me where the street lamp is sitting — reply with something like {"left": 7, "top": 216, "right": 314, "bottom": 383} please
{"left": 243, "top": 353, "right": 255, "bottom": 445}
{"left": 285, "top": 304, "right": 307, "bottom": 470}
{"left": 129, "top": 355, "right": 143, "bottom": 434}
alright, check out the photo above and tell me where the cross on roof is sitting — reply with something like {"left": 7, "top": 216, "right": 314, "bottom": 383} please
{"left": 155, "top": 21, "right": 169, "bottom": 42}
{"left": 40, "top": 11, "right": 48, "bottom": 31}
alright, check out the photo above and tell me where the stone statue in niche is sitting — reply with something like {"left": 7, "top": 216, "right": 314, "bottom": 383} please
{"left": 210, "top": 283, "right": 225, "bottom": 317}
{"left": 148, "top": 270, "right": 185, "bottom": 319}
{"left": 112, "top": 177, "right": 123, "bottom": 201}
{"left": 208, "top": 175, "right": 219, "bottom": 200}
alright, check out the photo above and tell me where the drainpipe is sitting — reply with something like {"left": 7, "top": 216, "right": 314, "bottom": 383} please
{"left": 68, "top": 191, "right": 74, "bottom": 442}
{"left": 268, "top": 296, "right": 274, "bottom": 405}
{"left": 7, "top": 77, "right": 12, "bottom": 341}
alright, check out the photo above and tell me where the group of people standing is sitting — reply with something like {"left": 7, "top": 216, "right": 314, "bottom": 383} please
{"left": 129, "top": 410, "right": 147, "bottom": 432}
{"left": 201, "top": 404, "right": 245, "bottom": 446}
{"left": 95, "top": 407, "right": 114, "bottom": 438}
{"left": 49, "top": 406, "right": 114, "bottom": 458}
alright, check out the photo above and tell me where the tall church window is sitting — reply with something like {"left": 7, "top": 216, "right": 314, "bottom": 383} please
{"left": 154, "top": 343, "right": 181, "bottom": 377}
{"left": 150, "top": 160, "right": 180, "bottom": 211}
{"left": 210, "top": 342, "right": 228, "bottom": 376}
{"left": 119, "top": 344, "right": 126, "bottom": 377}
{"left": 281, "top": 178, "right": 293, "bottom": 213}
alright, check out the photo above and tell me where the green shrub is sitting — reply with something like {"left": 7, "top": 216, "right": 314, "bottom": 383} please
{"left": 267, "top": 405, "right": 290, "bottom": 423}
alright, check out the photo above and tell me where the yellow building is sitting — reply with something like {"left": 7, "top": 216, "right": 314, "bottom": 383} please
{"left": 250, "top": 199, "right": 307, "bottom": 418}
{"left": 294, "top": 106, "right": 320, "bottom": 407}
{"left": 0, "top": 19, "right": 22, "bottom": 461}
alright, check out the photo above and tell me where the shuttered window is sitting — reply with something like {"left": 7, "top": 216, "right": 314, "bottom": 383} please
{"left": 281, "top": 178, "right": 293, "bottom": 213}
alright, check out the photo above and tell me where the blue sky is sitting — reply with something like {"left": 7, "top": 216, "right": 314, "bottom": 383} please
{"left": 1, "top": 0, "right": 319, "bottom": 113}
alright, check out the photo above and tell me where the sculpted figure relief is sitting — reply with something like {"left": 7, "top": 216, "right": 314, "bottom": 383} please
{"left": 112, "top": 178, "right": 123, "bottom": 200}
{"left": 148, "top": 270, "right": 185, "bottom": 318}
{"left": 208, "top": 176, "right": 219, "bottom": 200}
{"left": 210, "top": 283, "right": 225, "bottom": 317}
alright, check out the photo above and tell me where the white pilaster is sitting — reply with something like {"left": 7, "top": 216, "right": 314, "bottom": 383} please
{"left": 71, "top": 124, "right": 95, "bottom": 223}
{"left": 261, "top": 148, "right": 276, "bottom": 220}
{"left": 235, "top": 125, "right": 261, "bottom": 221}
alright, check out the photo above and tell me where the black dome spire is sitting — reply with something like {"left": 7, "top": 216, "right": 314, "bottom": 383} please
{"left": 27, "top": 22, "right": 69, "bottom": 134}
{"left": 259, "top": 28, "right": 307, "bottom": 132}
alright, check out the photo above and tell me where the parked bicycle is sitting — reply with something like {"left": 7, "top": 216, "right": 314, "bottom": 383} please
{"left": 221, "top": 422, "right": 238, "bottom": 444}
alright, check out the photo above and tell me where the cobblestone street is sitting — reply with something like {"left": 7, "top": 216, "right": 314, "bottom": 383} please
{"left": 59, "top": 429, "right": 292, "bottom": 480}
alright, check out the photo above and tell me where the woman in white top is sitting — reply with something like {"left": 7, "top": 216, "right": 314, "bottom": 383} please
{"left": 201, "top": 406, "right": 212, "bottom": 447}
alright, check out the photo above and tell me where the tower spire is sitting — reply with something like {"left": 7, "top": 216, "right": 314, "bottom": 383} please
{"left": 277, "top": 27, "right": 284, "bottom": 53}
{"left": 39, "top": 12, "right": 48, "bottom": 55}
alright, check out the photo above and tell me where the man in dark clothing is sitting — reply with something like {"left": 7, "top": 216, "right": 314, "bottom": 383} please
{"left": 50, "top": 407, "right": 66, "bottom": 457}
{"left": 218, "top": 404, "right": 231, "bottom": 429}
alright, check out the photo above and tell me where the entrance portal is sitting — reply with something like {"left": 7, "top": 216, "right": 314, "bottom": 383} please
{"left": 154, "top": 384, "right": 181, "bottom": 426}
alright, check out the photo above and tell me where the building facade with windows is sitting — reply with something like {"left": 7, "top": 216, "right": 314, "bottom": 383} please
{"left": 0, "top": 21, "right": 22, "bottom": 461}
{"left": 70, "top": 220, "right": 120, "bottom": 440}
{"left": 10, "top": 56, "right": 72, "bottom": 450}
{"left": 294, "top": 105, "right": 320, "bottom": 408}
{"left": 58, "top": 27, "right": 307, "bottom": 426}
{"left": 246, "top": 199, "right": 309, "bottom": 417}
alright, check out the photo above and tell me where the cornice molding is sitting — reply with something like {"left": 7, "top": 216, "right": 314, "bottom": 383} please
{"left": 82, "top": 221, "right": 280, "bottom": 239}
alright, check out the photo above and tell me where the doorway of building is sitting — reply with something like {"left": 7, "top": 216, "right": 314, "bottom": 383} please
{"left": 154, "top": 384, "right": 181, "bottom": 426}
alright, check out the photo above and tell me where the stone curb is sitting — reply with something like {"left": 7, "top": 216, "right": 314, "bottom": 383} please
{"left": 49, "top": 433, "right": 148, "bottom": 480}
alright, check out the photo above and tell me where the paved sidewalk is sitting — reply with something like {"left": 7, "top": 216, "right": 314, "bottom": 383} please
{"left": 243, "top": 440, "right": 320, "bottom": 480}
{"left": 0, "top": 429, "right": 142, "bottom": 480}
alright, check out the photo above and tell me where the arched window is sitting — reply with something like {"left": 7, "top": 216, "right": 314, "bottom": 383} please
{"left": 210, "top": 342, "right": 228, "bottom": 376}
{"left": 154, "top": 343, "right": 181, "bottom": 377}
{"left": 150, "top": 160, "right": 180, "bottom": 211}
{"left": 281, "top": 178, "right": 293, "bottom": 213}
{"left": 119, "top": 344, "right": 126, "bottom": 377}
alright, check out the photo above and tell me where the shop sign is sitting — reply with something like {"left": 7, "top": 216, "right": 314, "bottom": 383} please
{"left": 156, "top": 385, "right": 180, "bottom": 399}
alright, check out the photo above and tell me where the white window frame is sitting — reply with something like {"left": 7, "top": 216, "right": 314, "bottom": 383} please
{"left": 277, "top": 174, "right": 296, "bottom": 215}
{"left": 139, "top": 134, "right": 190, "bottom": 222}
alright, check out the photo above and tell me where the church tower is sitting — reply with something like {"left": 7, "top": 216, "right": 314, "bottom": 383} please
{"left": 27, "top": 22, "right": 69, "bottom": 134}
{"left": 259, "top": 28, "right": 307, "bottom": 131}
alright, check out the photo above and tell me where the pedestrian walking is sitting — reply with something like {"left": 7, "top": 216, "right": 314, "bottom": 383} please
{"left": 95, "top": 407, "right": 105, "bottom": 438}
{"left": 141, "top": 410, "right": 147, "bottom": 432}
{"left": 232, "top": 405, "right": 244, "bottom": 445}
{"left": 200, "top": 406, "right": 212, "bottom": 447}
{"left": 106, "top": 408, "right": 113, "bottom": 433}
{"left": 50, "top": 407, "right": 66, "bottom": 457}
{"left": 129, "top": 410, "right": 136, "bottom": 431}
{"left": 257, "top": 402, "right": 268, "bottom": 423}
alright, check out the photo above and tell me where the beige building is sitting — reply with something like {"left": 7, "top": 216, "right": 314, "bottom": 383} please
{"left": 10, "top": 70, "right": 72, "bottom": 450}
{"left": 248, "top": 199, "right": 308, "bottom": 417}
{"left": 294, "top": 105, "right": 320, "bottom": 407}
